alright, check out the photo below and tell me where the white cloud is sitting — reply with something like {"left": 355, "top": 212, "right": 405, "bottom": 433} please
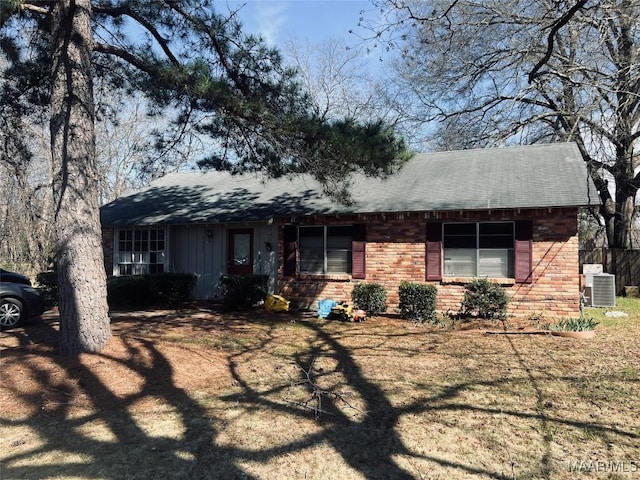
{"left": 253, "top": 1, "right": 289, "bottom": 46}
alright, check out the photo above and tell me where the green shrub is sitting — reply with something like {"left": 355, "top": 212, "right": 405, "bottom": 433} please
{"left": 33, "top": 272, "right": 197, "bottom": 309}
{"left": 460, "top": 278, "right": 509, "bottom": 320}
{"left": 148, "top": 273, "right": 198, "bottom": 307}
{"left": 107, "top": 273, "right": 197, "bottom": 308}
{"left": 398, "top": 281, "right": 437, "bottom": 323}
{"left": 36, "top": 271, "right": 59, "bottom": 306}
{"left": 351, "top": 283, "right": 388, "bottom": 316}
{"left": 220, "top": 274, "right": 268, "bottom": 311}
{"left": 107, "top": 276, "right": 153, "bottom": 308}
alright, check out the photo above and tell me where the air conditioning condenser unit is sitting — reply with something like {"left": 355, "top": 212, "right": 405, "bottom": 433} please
{"left": 589, "top": 273, "right": 616, "bottom": 307}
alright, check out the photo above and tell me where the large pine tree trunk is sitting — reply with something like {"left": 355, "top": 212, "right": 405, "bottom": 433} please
{"left": 50, "top": 0, "right": 111, "bottom": 354}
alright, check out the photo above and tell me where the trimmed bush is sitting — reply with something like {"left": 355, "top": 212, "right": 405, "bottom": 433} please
{"left": 34, "top": 272, "right": 197, "bottom": 309}
{"left": 460, "top": 278, "right": 509, "bottom": 320}
{"left": 107, "top": 273, "right": 197, "bottom": 308}
{"left": 398, "top": 281, "right": 437, "bottom": 323}
{"left": 220, "top": 274, "right": 268, "bottom": 311}
{"left": 351, "top": 283, "right": 387, "bottom": 316}
{"left": 148, "top": 273, "right": 198, "bottom": 307}
{"left": 107, "top": 276, "right": 153, "bottom": 308}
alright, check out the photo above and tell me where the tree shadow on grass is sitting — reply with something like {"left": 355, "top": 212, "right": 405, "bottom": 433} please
{"left": 1, "top": 319, "right": 247, "bottom": 479}
{"left": 1, "top": 310, "right": 638, "bottom": 479}
{"left": 222, "top": 321, "right": 527, "bottom": 478}
{"left": 221, "top": 318, "right": 640, "bottom": 479}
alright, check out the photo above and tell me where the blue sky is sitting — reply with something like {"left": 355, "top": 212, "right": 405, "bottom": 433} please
{"left": 215, "top": 1, "right": 375, "bottom": 48}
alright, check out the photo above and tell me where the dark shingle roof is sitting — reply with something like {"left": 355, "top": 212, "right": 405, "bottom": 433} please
{"left": 100, "top": 143, "right": 598, "bottom": 226}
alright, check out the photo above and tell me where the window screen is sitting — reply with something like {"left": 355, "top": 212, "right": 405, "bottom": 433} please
{"left": 443, "top": 222, "right": 514, "bottom": 277}
{"left": 298, "top": 225, "right": 353, "bottom": 274}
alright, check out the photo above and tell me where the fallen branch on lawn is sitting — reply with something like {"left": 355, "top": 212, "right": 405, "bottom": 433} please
{"left": 283, "top": 359, "right": 369, "bottom": 421}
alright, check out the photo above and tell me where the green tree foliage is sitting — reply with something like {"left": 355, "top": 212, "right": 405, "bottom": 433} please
{"left": 3, "top": 1, "right": 408, "bottom": 197}
{"left": 1, "top": 0, "right": 408, "bottom": 353}
{"left": 368, "top": 0, "right": 640, "bottom": 248}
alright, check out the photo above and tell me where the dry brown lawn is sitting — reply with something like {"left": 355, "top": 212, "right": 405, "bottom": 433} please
{"left": 1, "top": 301, "right": 639, "bottom": 479}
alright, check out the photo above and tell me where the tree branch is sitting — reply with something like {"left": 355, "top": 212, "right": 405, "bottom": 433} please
{"left": 21, "top": 3, "right": 50, "bottom": 15}
{"left": 93, "top": 42, "right": 160, "bottom": 77}
{"left": 93, "top": 4, "right": 180, "bottom": 66}
{"left": 163, "top": 1, "right": 245, "bottom": 92}
{"left": 1, "top": 0, "right": 49, "bottom": 27}
{"left": 528, "top": 0, "right": 590, "bottom": 83}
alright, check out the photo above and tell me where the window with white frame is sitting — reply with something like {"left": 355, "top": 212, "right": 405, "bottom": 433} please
{"left": 443, "top": 222, "right": 514, "bottom": 277}
{"left": 298, "top": 225, "right": 353, "bottom": 274}
{"left": 117, "top": 228, "right": 166, "bottom": 275}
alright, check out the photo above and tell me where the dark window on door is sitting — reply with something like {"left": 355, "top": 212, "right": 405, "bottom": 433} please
{"left": 228, "top": 229, "right": 253, "bottom": 275}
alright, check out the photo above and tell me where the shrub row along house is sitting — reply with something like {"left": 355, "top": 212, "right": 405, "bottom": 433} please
{"left": 100, "top": 143, "right": 598, "bottom": 318}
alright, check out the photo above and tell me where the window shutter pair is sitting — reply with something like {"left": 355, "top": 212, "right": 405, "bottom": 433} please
{"left": 282, "top": 224, "right": 367, "bottom": 278}
{"left": 425, "top": 220, "right": 533, "bottom": 283}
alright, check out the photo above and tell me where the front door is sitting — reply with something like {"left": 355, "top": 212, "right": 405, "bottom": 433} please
{"left": 228, "top": 229, "right": 253, "bottom": 275}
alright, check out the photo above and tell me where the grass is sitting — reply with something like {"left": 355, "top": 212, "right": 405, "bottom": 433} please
{"left": 584, "top": 296, "right": 640, "bottom": 328}
{"left": 1, "top": 299, "right": 639, "bottom": 479}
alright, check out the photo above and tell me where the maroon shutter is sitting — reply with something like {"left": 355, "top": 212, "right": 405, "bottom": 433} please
{"left": 514, "top": 220, "right": 533, "bottom": 283}
{"left": 426, "top": 222, "right": 442, "bottom": 281}
{"left": 352, "top": 224, "right": 366, "bottom": 279}
{"left": 283, "top": 225, "right": 297, "bottom": 277}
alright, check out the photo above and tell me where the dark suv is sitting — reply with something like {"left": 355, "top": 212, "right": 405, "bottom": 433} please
{"left": 0, "top": 269, "right": 46, "bottom": 329}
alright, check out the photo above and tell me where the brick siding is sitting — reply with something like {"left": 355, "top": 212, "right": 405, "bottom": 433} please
{"left": 277, "top": 208, "right": 581, "bottom": 320}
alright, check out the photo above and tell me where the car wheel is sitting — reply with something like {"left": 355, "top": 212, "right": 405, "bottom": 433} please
{"left": 0, "top": 298, "right": 24, "bottom": 329}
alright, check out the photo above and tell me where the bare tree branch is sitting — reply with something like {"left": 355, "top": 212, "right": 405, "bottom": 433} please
{"left": 528, "top": 0, "right": 590, "bottom": 83}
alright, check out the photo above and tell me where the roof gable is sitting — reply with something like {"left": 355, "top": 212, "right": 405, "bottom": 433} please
{"left": 100, "top": 143, "right": 598, "bottom": 226}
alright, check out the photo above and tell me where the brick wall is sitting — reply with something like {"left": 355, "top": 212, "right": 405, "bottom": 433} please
{"left": 277, "top": 208, "right": 581, "bottom": 320}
